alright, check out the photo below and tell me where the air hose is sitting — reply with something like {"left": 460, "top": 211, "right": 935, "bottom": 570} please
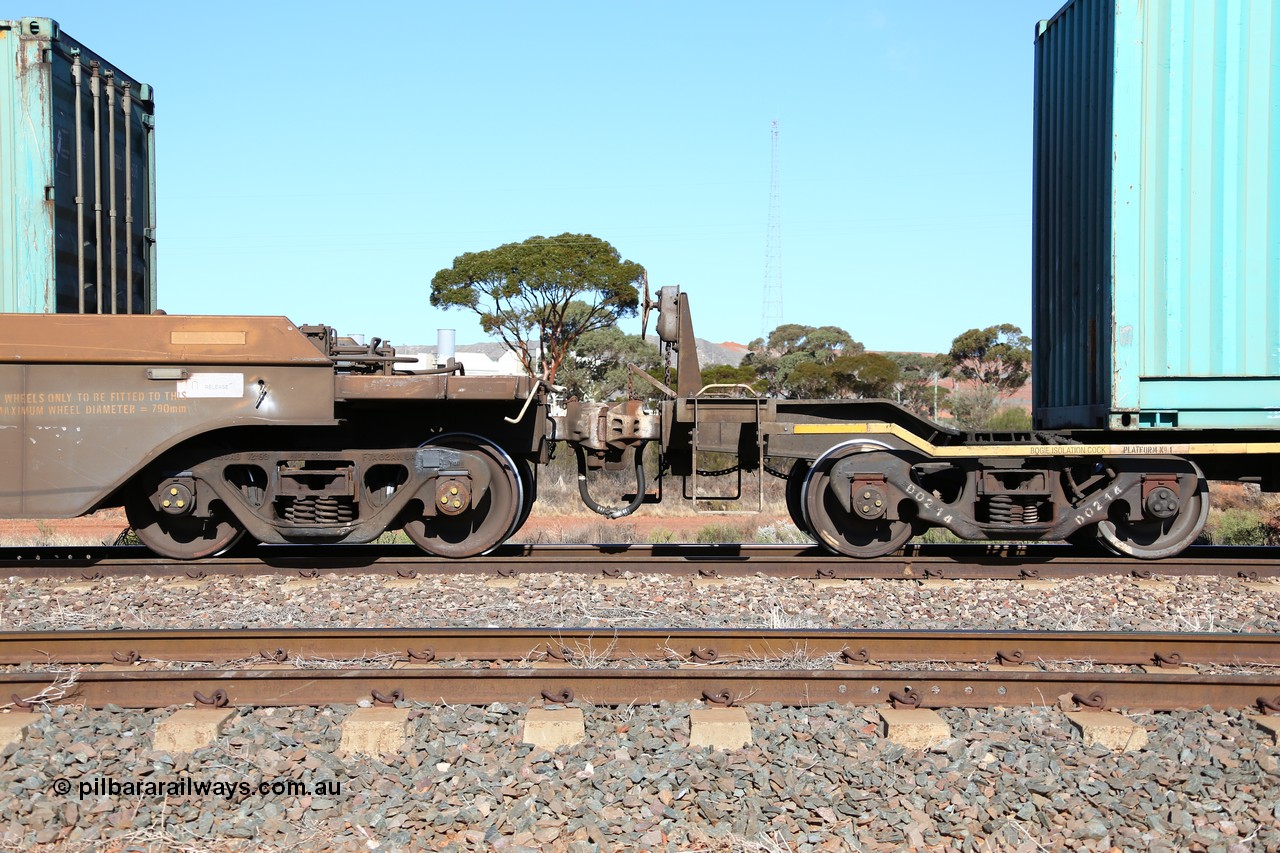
{"left": 575, "top": 443, "right": 648, "bottom": 519}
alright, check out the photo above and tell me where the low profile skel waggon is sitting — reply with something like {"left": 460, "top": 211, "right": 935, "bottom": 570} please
{"left": 0, "top": 286, "right": 1275, "bottom": 562}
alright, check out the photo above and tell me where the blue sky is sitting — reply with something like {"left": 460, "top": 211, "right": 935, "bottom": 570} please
{"left": 22, "top": 0, "right": 1069, "bottom": 352}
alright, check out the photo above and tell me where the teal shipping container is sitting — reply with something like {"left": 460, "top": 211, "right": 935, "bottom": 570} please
{"left": 1032, "top": 0, "right": 1280, "bottom": 431}
{"left": 0, "top": 17, "right": 155, "bottom": 314}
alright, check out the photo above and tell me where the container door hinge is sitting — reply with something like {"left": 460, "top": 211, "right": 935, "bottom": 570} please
{"left": 143, "top": 227, "right": 157, "bottom": 243}
{"left": 142, "top": 114, "right": 156, "bottom": 129}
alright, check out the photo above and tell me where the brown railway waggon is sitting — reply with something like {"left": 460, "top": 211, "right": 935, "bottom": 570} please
{"left": 3, "top": 289, "right": 1276, "bottom": 562}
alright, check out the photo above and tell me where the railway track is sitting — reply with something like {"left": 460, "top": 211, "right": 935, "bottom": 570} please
{"left": 3, "top": 542, "right": 1280, "bottom": 581}
{"left": 6, "top": 628, "right": 1280, "bottom": 712}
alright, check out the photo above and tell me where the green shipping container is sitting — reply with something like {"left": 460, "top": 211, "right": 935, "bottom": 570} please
{"left": 1032, "top": 0, "right": 1280, "bottom": 431}
{"left": 0, "top": 17, "right": 155, "bottom": 314}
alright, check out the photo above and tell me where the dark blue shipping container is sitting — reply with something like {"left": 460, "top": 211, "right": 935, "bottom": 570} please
{"left": 1033, "top": 0, "right": 1280, "bottom": 431}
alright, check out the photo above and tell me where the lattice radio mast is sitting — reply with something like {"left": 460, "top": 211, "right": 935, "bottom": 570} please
{"left": 762, "top": 120, "right": 783, "bottom": 337}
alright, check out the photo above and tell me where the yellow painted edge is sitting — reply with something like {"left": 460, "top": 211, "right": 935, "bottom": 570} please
{"left": 790, "top": 423, "right": 1280, "bottom": 458}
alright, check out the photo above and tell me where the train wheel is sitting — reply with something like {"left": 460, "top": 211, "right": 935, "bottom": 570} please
{"left": 403, "top": 434, "right": 523, "bottom": 558}
{"left": 802, "top": 446, "right": 914, "bottom": 558}
{"left": 510, "top": 457, "right": 537, "bottom": 537}
{"left": 1095, "top": 461, "right": 1209, "bottom": 560}
{"left": 785, "top": 460, "right": 814, "bottom": 541}
{"left": 125, "top": 483, "right": 246, "bottom": 560}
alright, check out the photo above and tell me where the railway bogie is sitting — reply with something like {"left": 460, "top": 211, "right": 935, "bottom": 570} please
{"left": 622, "top": 288, "right": 1258, "bottom": 562}
{"left": 0, "top": 313, "right": 550, "bottom": 559}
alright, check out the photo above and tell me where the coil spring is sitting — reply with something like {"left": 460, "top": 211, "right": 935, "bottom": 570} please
{"left": 987, "top": 494, "right": 1046, "bottom": 525}
{"left": 283, "top": 496, "right": 355, "bottom": 524}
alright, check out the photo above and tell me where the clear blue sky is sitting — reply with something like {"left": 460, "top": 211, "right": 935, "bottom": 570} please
{"left": 25, "top": 0, "right": 1068, "bottom": 353}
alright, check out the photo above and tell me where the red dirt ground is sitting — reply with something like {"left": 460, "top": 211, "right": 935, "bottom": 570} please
{"left": 0, "top": 508, "right": 793, "bottom": 546}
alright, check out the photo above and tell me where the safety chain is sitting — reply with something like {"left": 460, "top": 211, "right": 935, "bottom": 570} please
{"left": 697, "top": 458, "right": 792, "bottom": 479}
{"left": 695, "top": 464, "right": 741, "bottom": 477}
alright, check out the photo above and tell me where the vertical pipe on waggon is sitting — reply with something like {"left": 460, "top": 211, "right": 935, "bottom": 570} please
{"left": 71, "top": 51, "right": 85, "bottom": 313}
{"left": 89, "top": 60, "right": 103, "bottom": 313}
{"left": 122, "top": 82, "right": 132, "bottom": 313}
{"left": 106, "top": 72, "right": 117, "bottom": 313}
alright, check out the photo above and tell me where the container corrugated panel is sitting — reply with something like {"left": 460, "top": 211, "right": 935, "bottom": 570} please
{"left": 1033, "top": 0, "right": 1280, "bottom": 431}
{"left": 0, "top": 17, "right": 155, "bottom": 315}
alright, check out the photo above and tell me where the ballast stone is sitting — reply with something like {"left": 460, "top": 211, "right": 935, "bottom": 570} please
{"left": 152, "top": 708, "right": 237, "bottom": 754}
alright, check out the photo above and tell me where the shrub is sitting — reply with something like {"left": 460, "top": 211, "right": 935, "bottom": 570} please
{"left": 1203, "top": 507, "right": 1269, "bottom": 546}
{"left": 915, "top": 526, "right": 963, "bottom": 545}
{"left": 695, "top": 523, "right": 747, "bottom": 544}
{"left": 645, "top": 528, "right": 677, "bottom": 545}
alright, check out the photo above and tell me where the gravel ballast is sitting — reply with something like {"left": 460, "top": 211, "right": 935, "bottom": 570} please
{"left": 0, "top": 702, "right": 1277, "bottom": 852}
{"left": 0, "top": 573, "right": 1276, "bottom": 634}
{"left": 1, "top": 572, "right": 1277, "bottom": 851}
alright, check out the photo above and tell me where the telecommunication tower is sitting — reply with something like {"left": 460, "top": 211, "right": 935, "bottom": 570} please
{"left": 762, "top": 120, "right": 783, "bottom": 337}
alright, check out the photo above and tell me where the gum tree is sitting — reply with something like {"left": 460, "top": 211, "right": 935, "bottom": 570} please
{"left": 430, "top": 233, "right": 643, "bottom": 384}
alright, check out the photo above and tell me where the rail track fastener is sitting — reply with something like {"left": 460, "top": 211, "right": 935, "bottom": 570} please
{"left": 112, "top": 650, "right": 140, "bottom": 665}
{"left": 406, "top": 647, "right": 435, "bottom": 662}
{"left": 1073, "top": 691, "right": 1106, "bottom": 710}
{"left": 542, "top": 646, "right": 573, "bottom": 663}
{"left": 193, "top": 689, "right": 229, "bottom": 708}
{"left": 689, "top": 648, "right": 719, "bottom": 664}
{"left": 541, "top": 688, "right": 574, "bottom": 704}
{"left": 888, "top": 687, "right": 922, "bottom": 709}
{"left": 702, "top": 689, "right": 736, "bottom": 707}
{"left": 995, "top": 649, "right": 1026, "bottom": 666}
{"left": 371, "top": 689, "right": 404, "bottom": 706}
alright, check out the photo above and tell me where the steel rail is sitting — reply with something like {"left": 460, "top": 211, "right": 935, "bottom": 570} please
{"left": 3, "top": 628, "right": 1279, "bottom": 667}
{"left": 1, "top": 543, "right": 1278, "bottom": 580}
{"left": 5, "top": 667, "right": 1280, "bottom": 712}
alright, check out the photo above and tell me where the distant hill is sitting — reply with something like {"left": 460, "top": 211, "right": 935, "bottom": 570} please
{"left": 399, "top": 337, "right": 751, "bottom": 370}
